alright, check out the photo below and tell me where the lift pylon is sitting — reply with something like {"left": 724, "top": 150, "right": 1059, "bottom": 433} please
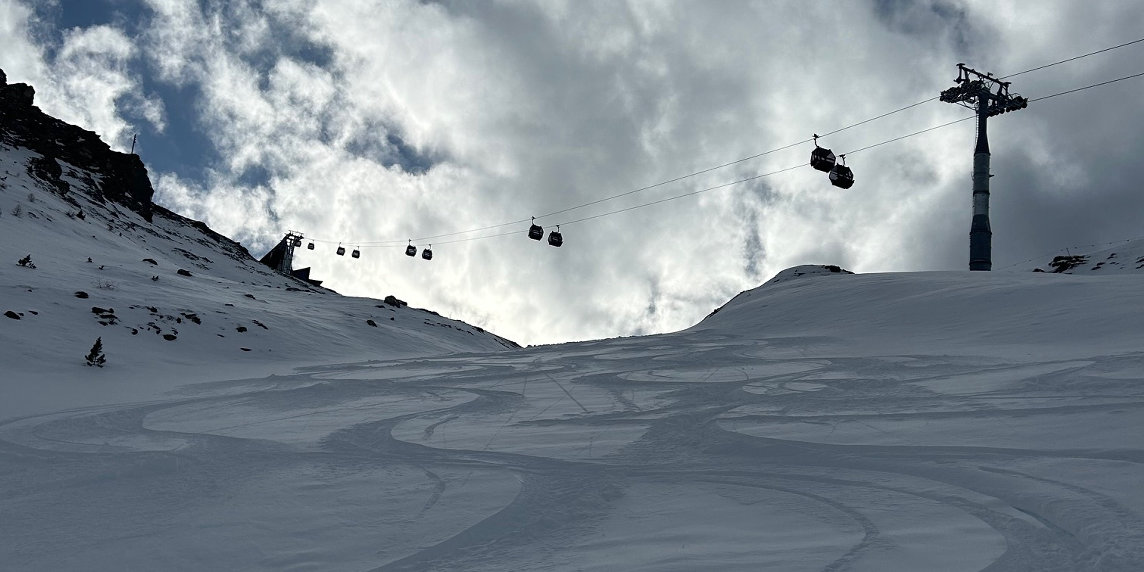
{"left": 940, "top": 64, "right": 1028, "bottom": 271}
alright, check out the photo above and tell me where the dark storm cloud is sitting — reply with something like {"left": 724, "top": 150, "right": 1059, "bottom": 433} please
{"left": 872, "top": 0, "right": 982, "bottom": 58}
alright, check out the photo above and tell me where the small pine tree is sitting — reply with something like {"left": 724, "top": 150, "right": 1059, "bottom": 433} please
{"left": 85, "top": 337, "right": 106, "bottom": 367}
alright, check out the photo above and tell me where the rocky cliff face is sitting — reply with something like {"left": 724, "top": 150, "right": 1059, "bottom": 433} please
{"left": 0, "top": 67, "right": 155, "bottom": 221}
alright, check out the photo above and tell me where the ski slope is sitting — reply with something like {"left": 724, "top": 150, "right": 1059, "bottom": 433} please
{"left": 0, "top": 141, "right": 516, "bottom": 419}
{"left": 4, "top": 136, "right": 1144, "bottom": 569}
{"left": 4, "top": 260, "right": 1144, "bottom": 570}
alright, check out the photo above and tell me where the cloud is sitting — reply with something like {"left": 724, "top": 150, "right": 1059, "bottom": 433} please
{"left": 9, "top": 0, "right": 1144, "bottom": 345}
{"left": 1, "top": 2, "right": 165, "bottom": 150}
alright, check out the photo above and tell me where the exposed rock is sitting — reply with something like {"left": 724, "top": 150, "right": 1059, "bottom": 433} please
{"left": 1049, "top": 255, "right": 1088, "bottom": 273}
{"left": 28, "top": 155, "right": 67, "bottom": 194}
{"left": 177, "top": 269, "right": 192, "bottom": 277}
{"left": 0, "top": 82, "right": 34, "bottom": 108}
{"left": 4, "top": 310, "right": 20, "bottom": 320}
{"left": 0, "top": 67, "right": 154, "bottom": 221}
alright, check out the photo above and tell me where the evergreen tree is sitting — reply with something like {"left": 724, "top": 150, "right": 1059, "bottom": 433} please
{"left": 85, "top": 337, "right": 106, "bottom": 367}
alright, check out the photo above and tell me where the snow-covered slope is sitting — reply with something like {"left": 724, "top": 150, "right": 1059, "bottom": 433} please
{"left": 4, "top": 254, "right": 1143, "bottom": 570}
{"left": 1, "top": 133, "right": 515, "bottom": 419}
{"left": 696, "top": 262, "right": 1144, "bottom": 358}
{"left": 1034, "top": 240, "right": 1144, "bottom": 274}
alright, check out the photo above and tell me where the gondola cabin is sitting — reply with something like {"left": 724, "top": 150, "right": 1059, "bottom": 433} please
{"left": 528, "top": 217, "right": 544, "bottom": 240}
{"left": 810, "top": 134, "right": 836, "bottom": 172}
{"left": 307, "top": 242, "right": 315, "bottom": 250}
{"left": 336, "top": 245, "right": 346, "bottom": 256}
{"left": 547, "top": 227, "right": 563, "bottom": 247}
{"left": 405, "top": 242, "right": 417, "bottom": 257}
{"left": 829, "top": 164, "right": 855, "bottom": 189}
{"left": 292, "top": 237, "right": 303, "bottom": 247}
{"left": 422, "top": 246, "right": 433, "bottom": 260}
{"left": 351, "top": 248, "right": 361, "bottom": 259}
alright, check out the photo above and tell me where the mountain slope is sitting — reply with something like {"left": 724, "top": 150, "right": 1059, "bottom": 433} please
{"left": 1035, "top": 239, "right": 1144, "bottom": 274}
{"left": 0, "top": 74, "right": 516, "bottom": 419}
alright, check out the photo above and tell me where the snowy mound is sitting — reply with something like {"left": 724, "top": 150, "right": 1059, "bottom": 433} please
{"left": 703, "top": 264, "right": 853, "bottom": 323}
{"left": 694, "top": 268, "right": 1144, "bottom": 358}
{"left": 1035, "top": 238, "right": 1144, "bottom": 274}
{"left": 762, "top": 264, "right": 854, "bottom": 286}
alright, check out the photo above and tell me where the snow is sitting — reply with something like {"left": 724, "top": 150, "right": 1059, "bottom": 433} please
{"left": 4, "top": 143, "right": 1144, "bottom": 570}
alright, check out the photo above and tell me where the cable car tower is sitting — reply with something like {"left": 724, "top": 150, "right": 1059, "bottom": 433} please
{"left": 940, "top": 64, "right": 1028, "bottom": 271}
{"left": 259, "top": 230, "right": 304, "bottom": 275}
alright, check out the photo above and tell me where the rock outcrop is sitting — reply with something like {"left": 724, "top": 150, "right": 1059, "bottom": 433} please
{"left": 0, "top": 67, "right": 155, "bottom": 221}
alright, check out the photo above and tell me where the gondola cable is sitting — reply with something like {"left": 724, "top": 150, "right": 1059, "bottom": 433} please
{"left": 305, "top": 68, "right": 1144, "bottom": 251}
{"left": 301, "top": 37, "right": 1144, "bottom": 250}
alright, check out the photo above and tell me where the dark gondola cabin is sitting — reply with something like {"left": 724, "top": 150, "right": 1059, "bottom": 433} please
{"left": 810, "top": 134, "right": 836, "bottom": 172}
{"left": 547, "top": 227, "right": 563, "bottom": 247}
{"left": 829, "top": 164, "right": 855, "bottom": 189}
{"left": 336, "top": 245, "right": 346, "bottom": 256}
{"left": 292, "top": 237, "right": 303, "bottom": 247}
{"left": 307, "top": 242, "right": 315, "bottom": 250}
{"left": 351, "top": 248, "right": 361, "bottom": 259}
{"left": 406, "top": 241, "right": 417, "bottom": 257}
{"left": 422, "top": 246, "right": 433, "bottom": 260}
{"left": 528, "top": 217, "right": 544, "bottom": 240}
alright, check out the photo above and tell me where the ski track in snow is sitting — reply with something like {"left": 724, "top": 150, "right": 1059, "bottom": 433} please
{"left": 3, "top": 332, "right": 1143, "bottom": 571}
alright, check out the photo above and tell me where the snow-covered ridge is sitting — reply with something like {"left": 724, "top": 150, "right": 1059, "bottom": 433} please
{"left": 1, "top": 92, "right": 516, "bottom": 418}
{"left": 695, "top": 255, "right": 1144, "bottom": 359}
{"left": 1035, "top": 239, "right": 1144, "bottom": 274}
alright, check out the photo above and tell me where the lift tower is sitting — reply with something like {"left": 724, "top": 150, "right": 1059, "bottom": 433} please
{"left": 940, "top": 64, "right": 1028, "bottom": 271}
{"left": 260, "top": 230, "right": 305, "bottom": 275}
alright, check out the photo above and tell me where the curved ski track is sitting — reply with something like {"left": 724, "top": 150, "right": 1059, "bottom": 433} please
{"left": 2, "top": 334, "right": 1143, "bottom": 571}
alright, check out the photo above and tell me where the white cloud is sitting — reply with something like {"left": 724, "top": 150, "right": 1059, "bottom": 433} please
{"left": 1, "top": 3, "right": 164, "bottom": 148}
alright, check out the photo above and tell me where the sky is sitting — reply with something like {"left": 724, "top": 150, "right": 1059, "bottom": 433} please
{"left": 2, "top": 0, "right": 1143, "bottom": 345}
